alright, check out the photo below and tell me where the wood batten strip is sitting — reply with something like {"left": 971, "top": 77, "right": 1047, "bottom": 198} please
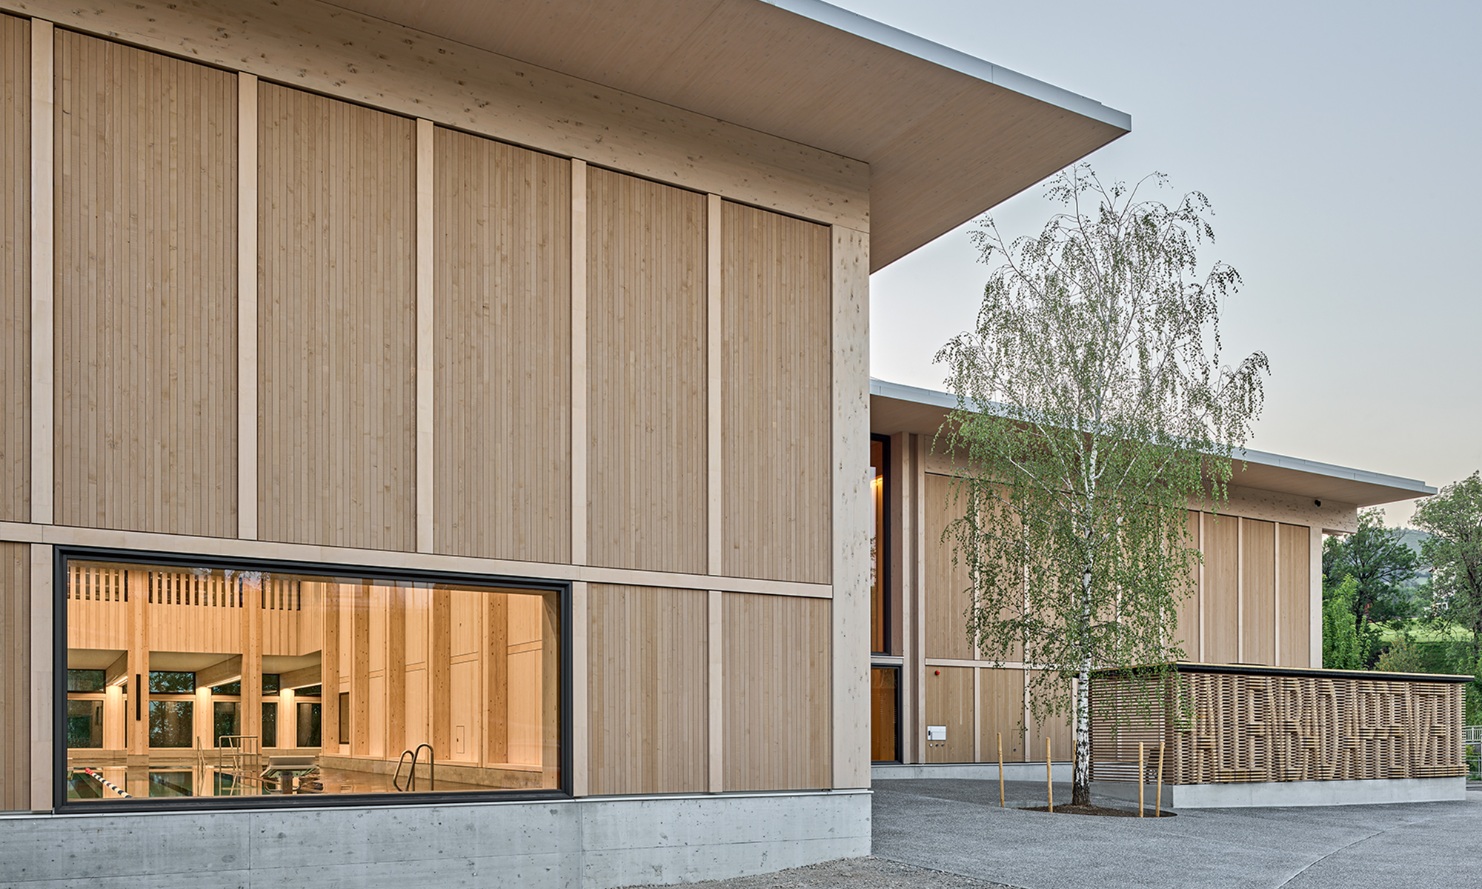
{"left": 28, "top": 19, "right": 51, "bottom": 526}
{"left": 706, "top": 195, "right": 722, "bottom": 576}
{"left": 570, "top": 580, "right": 589, "bottom": 797}
{"left": 1, "top": 14, "right": 29, "bottom": 525}
{"left": 1236, "top": 518, "right": 1246, "bottom": 662}
{"left": 238, "top": 72, "right": 259, "bottom": 540}
{"left": 28, "top": 542, "right": 49, "bottom": 810}
{"left": 707, "top": 588, "right": 722, "bottom": 793}
{"left": 831, "top": 224, "right": 870, "bottom": 789}
{"left": 0, "top": 542, "right": 28, "bottom": 811}
{"left": 415, "top": 119, "right": 434, "bottom": 553}
{"left": 570, "top": 160, "right": 588, "bottom": 566}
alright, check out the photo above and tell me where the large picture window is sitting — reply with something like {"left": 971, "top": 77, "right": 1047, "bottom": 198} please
{"left": 60, "top": 554, "right": 563, "bottom": 805}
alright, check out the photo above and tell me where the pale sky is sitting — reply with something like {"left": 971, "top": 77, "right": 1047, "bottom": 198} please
{"left": 831, "top": 0, "right": 1482, "bottom": 526}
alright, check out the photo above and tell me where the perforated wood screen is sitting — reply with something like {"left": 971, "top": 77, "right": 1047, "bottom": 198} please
{"left": 1090, "top": 664, "right": 1468, "bottom": 785}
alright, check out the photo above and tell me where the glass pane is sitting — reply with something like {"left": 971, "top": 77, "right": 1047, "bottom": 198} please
{"left": 66, "top": 700, "right": 104, "bottom": 748}
{"left": 870, "top": 666, "right": 900, "bottom": 762}
{"left": 148, "top": 700, "right": 194, "bottom": 748}
{"left": 64, "top": 557, "right": 563, "bottom": 802}
{"left": 67, "top": 670, "right": 106, "bottom": 692}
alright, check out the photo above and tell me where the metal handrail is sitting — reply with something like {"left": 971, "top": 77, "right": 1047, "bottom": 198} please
{"left": 413, "top": 743, "right": 435, "bottom": 791}
{"left": 392, "top": 749, "right": 416, "bottom": 792}
{"left": 392, "top": 744, "right": 435, "bottom": 791}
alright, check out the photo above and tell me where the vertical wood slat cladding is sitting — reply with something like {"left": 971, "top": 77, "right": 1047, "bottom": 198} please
{"left": 586, "top": 168, "right": 706, "bottom": 573}
{"left": 924, "top": 473, "right": 974, "bottom": 661}
{"left": 723, "top": 593, "right": 830, "bottom": 790}
{"left": 979, "top": 667, "right": 1024, "bottom": 762}
{"left": 1203, "top": 515, "right": 1239, "bottom": 664}
{"left": 1278, "top": 523, "right": 1312, "bottom": 667}
{"left": 258, "top": 83, "right": 416, "bottom": 550}
{"left": 0, "top": 543, "right": 28, "bottom": 811}
{"left": 923, "top": 666, "right": 973, "bottom": 763}
{"left": 433, "top": 127, "right": 572, "bottom": 563}
{"left": 1174, "top": 511, "right": 1201, "bottom": 659}
{"left": 54, "top": 31, "right": 237, "bottom": 535}
{"left": 1026, "top": 670, "right": 1073, "bottom": 762}
{"left": 587, "top": 585, "right": 707, "bottom": 795}
{"left": 0, "top": 15, "right": 27, "bottom": 523}
{"left": 1242, "top": 519, "right": 1276, "bottom": 665}
{"left": 720, "top": 201, "right": 832, "bottom": 584}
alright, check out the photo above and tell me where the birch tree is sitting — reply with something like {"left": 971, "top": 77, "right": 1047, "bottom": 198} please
{"left": 935, "top": 166, "right": 1268, "bottom": 807}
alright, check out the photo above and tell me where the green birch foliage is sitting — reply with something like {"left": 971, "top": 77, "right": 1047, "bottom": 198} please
{"left": 935, "top": 166, "right": 1267, "bottom": 803}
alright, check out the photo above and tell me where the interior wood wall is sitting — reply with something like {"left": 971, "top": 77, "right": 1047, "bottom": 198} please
{"left": 586, "top": 168, "right": 707, "bottom": 574}
{"left": 0, "top": 543, "right": 26, "bottom": 811}
{"left": 0, "top": 15, "right": 26, "bottom": 524}
{"left": 54, "top": 31, "right": 237, "bottom": 536}
{"left": 1203, "top": 516, "right": 1240, "bottom": 664}
{"left": 720, "top": 201, "right": 832, "bottom": 585}
{"left": 723, "top": 593, "right": 831, "bottom": 790}
{"left": 924, "top": 473, "right": 974, "bottom": 661}
{"left": 587, "top": 584, "right": 707, "bottom": 795}
{"left": 433, "top": 126, "right": 571, "bottom": 564}
{"left": 1279, "top": 523, "right": 1312, "bottom": 667}
{"left": 257, "top": 83, "right": 417, "bottom": 551}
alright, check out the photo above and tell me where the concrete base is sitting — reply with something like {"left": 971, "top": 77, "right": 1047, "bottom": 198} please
{"left": 1093, "top": 776, "right": 1467, "bottom": 808}
{"left": 0, "top": 789, "right": 871, "bottom": 888}
{"left": 873, "top": 762, "right": 1073, "bottom": 782}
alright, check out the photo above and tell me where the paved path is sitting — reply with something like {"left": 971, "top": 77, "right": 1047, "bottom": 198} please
{"left": 873, "top": 779, "right": 1482, "bottom": 889}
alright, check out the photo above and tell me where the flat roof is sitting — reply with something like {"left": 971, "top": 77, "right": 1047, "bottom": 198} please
{"left": 326, "top": 0, "right": 1130, "bottom": 270}
{"left": 870, "top": 379, "right": 1436, "bottom": 508}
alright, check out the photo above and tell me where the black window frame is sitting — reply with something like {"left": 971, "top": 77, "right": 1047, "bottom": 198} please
{"left": 53, "top": 546, "right": 572, "bottom": 813}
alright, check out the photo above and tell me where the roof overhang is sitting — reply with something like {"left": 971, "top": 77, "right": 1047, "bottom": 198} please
{"left": 870, "top": 379, "right": 1436, "bottom": 508}
{"left": 325, "top": 0, "right": 1131, "bottom": 270}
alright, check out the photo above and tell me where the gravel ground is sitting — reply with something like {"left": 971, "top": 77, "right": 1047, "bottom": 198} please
{"left": 627, "top": 857, "right": 1010, "bottom": 889}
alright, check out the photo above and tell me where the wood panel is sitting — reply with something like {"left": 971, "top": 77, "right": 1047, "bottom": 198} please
{"left": 1027, "top": 670, "right": 1073, "bottom": 763}
{"left": 54, "top": 31, "right": 237, "bottom": 535}
{"left": 0, "top": 543, "right": 26, "bottom": 811}
{"left": 1172, "top": 510, "right": 1201, "bottom": 660}
{"left": 433, "top": 126, "right": 572, "bottom": 563}
{"left": 1278, "top": 523, "right": 1312, "bottom": 668}
{"left": 723, "top": 594, "right": 830, "bottom": 790}
{"left": 978, "top": 667, "right": 1024, "bottom": 763}
{"left": 586, "top": 168, "right": 706, "bottom": 574}
{"left": 924, "top": 474, "right": 974, "bottom": 661}
{"left": 588, "top": 585, "right": 707, "bottom": 795}
{"left": 1203, "top": 515, "right": 1239, "bottom": 664}
{"left": 258, "top": 83, "right": 416, "bottom": 550}
{"left": 0, "top": 15, "right": 26, "bottom": 524}
{"left": 921, "top": 666, "right": 973, "bottom": 763}
{"left": 720, "top": 201, "right": 832, "bottom": 584}
{"left": 1242, "top": 519, "right": 1276, "bottom": 665}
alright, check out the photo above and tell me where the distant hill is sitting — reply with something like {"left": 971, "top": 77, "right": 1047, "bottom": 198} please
{"left": 1393, "top": 527, "right": 1433, "bottom": 583}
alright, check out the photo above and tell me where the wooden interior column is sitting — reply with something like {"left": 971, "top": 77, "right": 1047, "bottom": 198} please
{"left": 910, "top": 435, "right": 928, "bottom": 764}
{"left": 386, "top": 586, "right": 406, "bottom": 756}
{"left": 319, "top": 582, "right": 341, "bottom": 756}
{"left": 125, "top": 568, "right": 149, "bottom": 757}
{"left": 414, "top": 118, "right": 434, "bottom": 553}
{"left": 28, "top": 19, "right": 53, "bottom": 527}
{"left": 431, "top": 587, "right": 451, "bottom": 758}
{"left": 482, "top": 592, "right": 508, "bottom": 766}
{"left": 236, "top": 72, "right": 258, "bottom": 539}
{"left": 830, "top": 224, "right": 870, "bottom": 789}
{"left": 350, "top": 581, "right": 370, "bottom": 757}
{"left": 890, "top": 432, "right": 913, "bottom": 762}
{"left": 240, "top": 574, "right": 262, "bottom": 749}
{"left": 570, "top": 159, "right": 588, "bottom": 566}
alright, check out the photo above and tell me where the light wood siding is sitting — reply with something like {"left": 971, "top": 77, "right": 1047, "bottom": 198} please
{"left": 720, "top": 201, "right": 832, "bottom": 584}
{"left": 1173, "top": 510, "right": 1201, "bottom": 659}
{"left": 258, "top": 83, "right": 416, "bottom": 550}
{"left": 978, "top": 667, "right": 1024, "bottom": 763}
{"left": 0, "top": 543, "right": 27, "bottom": 811}
{"left": 1242, "top": 519, "right": 1276, "bottom": 665}
{"left": 588, "top": 585, "right": 707, "bottom": 795}
{"left": 1027, "top": 671, "right": 1072, "bottom": 762}
{"left": 54, "top": 32, "right": 237, "bottom": 535}
{"left": 723, "top": 593, "right": 830, "bottom": 790}
{"left": 924, "top": 473, "right": 974, "bottom": 660}
{"left": 433, "top": 127, "right": 571, "bottom": 563}
{"left": 0, "top": 15, "right": 26, "bottom": 523}
{"left": 1203, "top": 515, "right": 1239, "bottom": 664}
{"left": 586, "top": 168, "right": 706, "bottom": 573}
{"left": 923, "top": 666, "right": 973, "bottom": 763}
{"left": 1279, "top": 523, "right": 1312, "bottom": 667}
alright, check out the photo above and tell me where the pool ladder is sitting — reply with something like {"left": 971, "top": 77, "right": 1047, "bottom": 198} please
{"left": 393, "top": 743, "right": 435, "bottom": 792}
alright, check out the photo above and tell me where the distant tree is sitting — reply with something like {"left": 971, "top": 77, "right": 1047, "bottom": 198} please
{"left": 1374, "top": 632, "right": 1428, "bottom": 674}
{"left": 936, "top": 166, "right": 1266, "bottom": 807}
{"left": 1322, "top": 508, "right": 1421, "bottom": 628}
{"left": 1321, "top": 576, "right": 1368, "bottom": 670}
{"left": 1413, "top": 472, "right": 1482, "bottom": 668}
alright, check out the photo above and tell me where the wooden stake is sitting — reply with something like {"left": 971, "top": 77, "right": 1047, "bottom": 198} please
{"left": 1045, "top": 737, "right": 1053, "bottom": 813}
{"left": 1138, "top": 742, "right": 1145, "bottom": 818}
{"left": 997, "top": 732, "right": 1005, "bottom": 808}
{"left": 1156, "top": 740, "right": 1166, "bottom": 818}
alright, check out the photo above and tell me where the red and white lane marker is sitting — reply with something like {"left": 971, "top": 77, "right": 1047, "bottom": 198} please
{"left": 81, "top": 767, "right": 132, "bottom": 798}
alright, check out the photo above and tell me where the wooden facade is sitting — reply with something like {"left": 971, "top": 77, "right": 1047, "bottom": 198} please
{"left": 0, "top": 3, "right": 870, "bottom": 811}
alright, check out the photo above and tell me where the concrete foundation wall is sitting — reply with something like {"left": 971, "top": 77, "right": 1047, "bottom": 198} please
{"left": 0, "top": 790, "right": 871, "bottom": 888}
{"left": 873, "top": 762, "right": 1072, "bottom": 782}
{"left": 1093, "top": 777, "right": 1466, "bottom": 809}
